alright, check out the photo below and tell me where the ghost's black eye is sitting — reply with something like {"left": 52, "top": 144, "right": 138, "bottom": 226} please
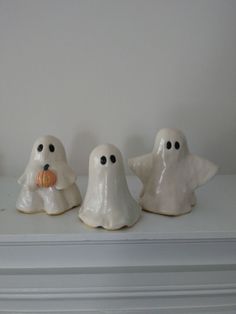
{"left": 166, "top": 141, "right": 172, "bottom": 150}
{"left": 175, "top": 141, "right": 180, "bottom": 150}
{"left": 110, "top": 155, "right": 116, "bottom": 163}
{"left": 100, "top": 156, "right": 107, "bottom": 165}
{"left": 49, "top": 144, "right": 55, "bottom": 152}
{"left": 37, "top": 144, "right": 43, "bottom": 152}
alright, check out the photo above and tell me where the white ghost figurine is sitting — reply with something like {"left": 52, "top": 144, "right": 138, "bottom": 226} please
{"left": 79, "top": 144, "right": 141, "bottom": 230}
{"left": 128, "top": 128, "right": 218, "bottom": 216}
{"left": 17, "top": 135, "right": 82, "bottom": 215}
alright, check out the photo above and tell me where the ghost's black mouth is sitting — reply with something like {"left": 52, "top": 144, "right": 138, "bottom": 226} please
{"left": 44, "top": 164, "right": 50, "bottom": 171}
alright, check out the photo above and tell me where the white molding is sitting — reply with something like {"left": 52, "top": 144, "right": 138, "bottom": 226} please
{"left": 1, "top": 263, "right": 236, "bottom": 274}
{"left": 1, "top": 283, "right": 236, "bottom": 299}
{"left": 1, "top": 309, "right": 236, "bottom": 314}
{"left": 0, "top": 176, "right": 235, "bottom": 312}
{"left": 0, "top": 285, "right": 235, "bottom": 313}
{"left": 1, "top": 237, "right": 236, "bottom": 246}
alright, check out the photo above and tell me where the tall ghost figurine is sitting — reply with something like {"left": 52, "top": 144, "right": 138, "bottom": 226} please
{"left": 17, "top": 135, "right": 82, "bottom": 215}
{"left": 128, "top": 128, "right": 218, "bottom": 216}
{"left": 79, "top": 144, "right": 141, "bottom": 230}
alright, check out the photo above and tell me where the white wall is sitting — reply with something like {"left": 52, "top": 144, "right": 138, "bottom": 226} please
{"left": 0, "top": 0, "right": 236, "bottom": 176}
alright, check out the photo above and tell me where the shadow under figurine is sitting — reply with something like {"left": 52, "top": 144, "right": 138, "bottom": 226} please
{"left": 16, "top": 135, "right": 82, "bottom": 215}
{"left": 128, "top": 128, "right": 218, "bottom": 216}
{"left": 79, "top": 144, "right": 141, "bottom": 230}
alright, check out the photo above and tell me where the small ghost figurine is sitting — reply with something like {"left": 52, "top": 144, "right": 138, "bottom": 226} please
{"left": 79, "top": 144, "right": 141, "bottom": 230}
{"left": 16, "top": 135, "right": 82, "bottom": 215}
{"left": 128, "top": 128, "right": 218, "bottom": 216}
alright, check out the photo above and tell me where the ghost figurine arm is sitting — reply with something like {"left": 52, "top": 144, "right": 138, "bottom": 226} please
{"left": 187, "top": 154, "right": 218, "bottom": 190}
{"left": 18, "top": 172, "right": 37, "bottom": 191}
{"left": 17, "top": 163, "right": 41, "bottom": 191}
{"left": 53, "top": 161, "right": 77, "bottom": 190}
{"left": 128, "top": 153, "right": 153, "bottom": 185}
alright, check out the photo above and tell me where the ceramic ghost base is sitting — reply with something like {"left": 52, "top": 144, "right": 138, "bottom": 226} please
{"left": 16, "top": 135, "right": 82, "bottom": 215}
{"left": 17, "top": 183, "right": 81, "bottom": 215}
{"left": 79, "top": 144, "right": 141, "bottom": 230}
{"left": 129, "top": 128, "right": 218, "bottom": 216}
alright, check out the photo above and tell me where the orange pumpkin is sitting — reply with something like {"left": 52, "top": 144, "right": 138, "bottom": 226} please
{"left": 36, "top": 170, "right": 57, "bottom": 188}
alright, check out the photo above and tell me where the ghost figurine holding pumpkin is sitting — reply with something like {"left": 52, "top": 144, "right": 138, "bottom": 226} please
{"left": 16, "top": 135, "right": 82, "bottom": 215}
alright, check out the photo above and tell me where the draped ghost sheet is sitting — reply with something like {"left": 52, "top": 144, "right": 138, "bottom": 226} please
{"left": 79, "top": 144, "right": 141, "bottom": 230}
{"left": 129, "top": 129, "right": 218, "bottom": 216}
{"left": 17, "top": 135, "right": 81, "bottom": 215}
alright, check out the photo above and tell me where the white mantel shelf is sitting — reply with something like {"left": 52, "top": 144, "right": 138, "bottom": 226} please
{"left": 0, "top": 175, "right": 236, "bottom": 313}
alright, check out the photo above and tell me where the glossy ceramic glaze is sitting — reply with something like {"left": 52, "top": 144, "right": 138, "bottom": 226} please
{"left": 79, "top": 144, "right": 141, "bottom": 230}
{"left": 16, "top": 135, "right": 82, "bottom": 215}
{"left": 128, "top": 128, "right": 218, "bottom": 216}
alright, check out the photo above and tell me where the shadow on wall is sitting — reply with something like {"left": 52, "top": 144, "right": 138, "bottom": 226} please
{"left": 0, "top": 153, "right": 6, "bottom": 176}
{"left": 66, "top": 103, "right": 235, "bottom": 175}
{"left": 157, "top": 103, "right": 231, "bottom": 173}
{"left": 171, "top": 103, "right": 234, "bottom": 173}
{"left": 123, "top": 134, "right": 152, "bottom": 174}
{"left": 122, "top": 102, "right": 231, "bottom": 174}
{"left": 201, "top": 125, "right": 236, "bottom": 174}
{"left": 69, "top": 131, "right": 99, "bottom": 175}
